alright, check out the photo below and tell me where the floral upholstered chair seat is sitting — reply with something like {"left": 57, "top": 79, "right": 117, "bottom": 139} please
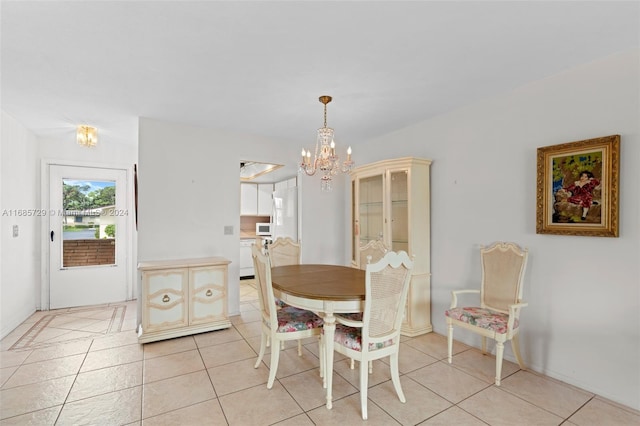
{"left": 276, "top": 306, "right": 324, "bottom": 333}
{"left": 445, "top": 307, "right": 519, "bottom": 335}
{"left": 333, "top": 324, "right": 392, "bottom": 352}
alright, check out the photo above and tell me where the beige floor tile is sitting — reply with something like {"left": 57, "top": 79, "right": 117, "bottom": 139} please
{"left": 500, "top": 370, "right": 594, "bottom": 418}
{"left": 0, "top": 375, "right": 75, "bottom": 420}
{"left": 0, "top": 405, "right": 62, "bottom": 425}
{"left": 27, "top": 327, "right": 75, "bottom": 345}
{"left": 378, "top": 342, "right": 440, "bottom": 374}
{"left": 421, "top": 405, "right": 488, "bottom": 425}
{"left": 0, "top": 366, "right": 17, "bottom": 388}
{"left": 333, "top": 358, "right": 394, "bottom": 390}
{"left": 239, "top": 300, "right": 260, "bottom": 312}
{"left": 0, "top": 324, "right": 34, "bottom": 350}
{"left": 143, "top": 335, "right": 196, "bottom": 359}
{"left": 207, "top": 358, "right": 270, "bottom": 396}
{"left": 306, "top": 392, "right": 397, "bottom": 425}
{"left": 568, "top": 397, "right": 640, "bottom": 425}
{"left": 80, "top": 343, "right": 143, "bottom": 372}
{"left": 230, "top": 308, "right": 262, "bottom": 325}
{"left": 262, "top": 345, "right": 320, "bottom": 380}
{"left": 0, "top": 349, "right": 31, "bottom": 368}
{"left": 67, "top": 361, "right": 143, "bottom": 402}
{"left": 272, "top": 413, "right": 315, "bottom": 426}
{"left": 2, "top": 353, "right": 84, "bottom": 388}
{"left": 459, "top": 386, "right": 563, "bottom": 425}
{"left": 56, "top": 386, "right": 142, "bottom": 425}
{"left": 90, "top": 329, "right": 139, "bottom": 351}
{"left": 142, "top": 370, "right": 215, "bottom": 419}
{"left": 280, "top": 368, "right": 358, "bottom": 412}
{"left": 192, "top": 327, "right": 243, "bottom": 348}
{"left": 199, "top": 339, "right": 256, "bottom": 368}
{"left": 47, "top": 315, "right": 103, "bottom": 330}
{"left": 449, "top": 347, "right": 520, "bottom": 384}
{"left": 143, "top": 349, "right": 205, "bottom": 383}
{"left": 369, "top": 377, "right": 452, "bottom": 425}
{"left": 406, "top": 360, "right": 490, "bottom": 403}
{"left": 218, "top": 381, "right": 303, "bottom": 425}
{"left": 404, "top": 332, "right": 470, "bottom": 360}
{"left": 142, "top": 399, "right": 225, "bottom": 426}
{"left": 233, "top": 320, "right": 263, "bottom": 339}
{"left": 23, "top": 339, "right": 91, "bottom": 364}
{"left": 45, "top": 330, "right": 103, "bottom": 345}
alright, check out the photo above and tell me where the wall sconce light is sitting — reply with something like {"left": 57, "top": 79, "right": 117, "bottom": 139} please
{"left": 77, "top": 125, "right": 98, "bottom": 147}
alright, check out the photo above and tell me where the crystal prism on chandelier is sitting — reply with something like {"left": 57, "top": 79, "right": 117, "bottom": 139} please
{"left": 299, "top": 95, "right": 354, "bottom": 191}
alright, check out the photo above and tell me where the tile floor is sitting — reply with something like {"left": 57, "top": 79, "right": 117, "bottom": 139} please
{"left": 1, "top": 280, "right": 639, "bottom": 425}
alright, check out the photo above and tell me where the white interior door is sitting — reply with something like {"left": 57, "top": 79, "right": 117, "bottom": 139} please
{"left": 49, "top": 164, "right": 129, "bottom": 309}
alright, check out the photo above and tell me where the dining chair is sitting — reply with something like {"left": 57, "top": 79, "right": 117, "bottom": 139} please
{"left": 251, "top": 244, "right": 324, "bottom": 389}
{"left": 445, "top": 241, "right": 529, "bottom": 386}
{"left": 332, "top": 250, "right": 413, "bottom": 420}
{"left": 358, "top": 239, "right": 388, "bottom": 269}
{"left": 344, "top": 240, "right": 388, "bottom": 370}
{"left": 266, "top": 237, "right": 304, "bottom": 353}
{"left": 267, "top": 237, "right": 300, "bottom": 266}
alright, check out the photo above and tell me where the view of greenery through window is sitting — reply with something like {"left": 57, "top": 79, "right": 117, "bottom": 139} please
{"left": 63, "top": 180, "right": 116, "bottom": 239}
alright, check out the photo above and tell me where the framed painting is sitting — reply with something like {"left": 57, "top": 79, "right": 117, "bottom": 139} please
{"left": 536, "top": 135, "right": 620, "bottom": 237}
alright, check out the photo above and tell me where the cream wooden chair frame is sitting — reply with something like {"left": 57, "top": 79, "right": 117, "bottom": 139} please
{"left": 267, "top": 237, "right": 300, "bottom": 267}
{"left": 266, "top": 237, "right": 305, "bottom": 353}
{"left": 333, "top": 251, "right": 413, "bottom": 420}
{"left": 251, "top": 244, "right": 324, "bottom": 389}
{"left": 345, "top": 239, "right": 388, "bottom": 370}
{"left": 358, "top": 239, "right": 388, "bottom": 269}
{"left": 446, "top": 241, "right": 529, "bottom": 386}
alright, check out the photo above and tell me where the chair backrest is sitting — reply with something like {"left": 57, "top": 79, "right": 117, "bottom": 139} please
{"left": 362, "top": 251, "right": 413, "bottom": 350}
{"left": 358, "top": 240, "right": 388, "bottom": 270}
{"left": 268, "top": 237, "right": 300, "bottom": 266}
{"left": 480, "top": 242, "right": 528, "bottom": 313}
{"left": 251, "top": 244, "right": 277, "bottom": 326}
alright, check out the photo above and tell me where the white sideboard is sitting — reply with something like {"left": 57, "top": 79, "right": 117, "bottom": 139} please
{"left": 138, "top": 257, "right": 231, "bottom": 343}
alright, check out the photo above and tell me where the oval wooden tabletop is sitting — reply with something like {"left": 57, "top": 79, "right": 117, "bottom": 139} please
{"left": 270, "top": 264, "right": 365, "bottom": 301}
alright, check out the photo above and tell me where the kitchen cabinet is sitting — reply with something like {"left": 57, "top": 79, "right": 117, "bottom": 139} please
{"left": 138, "top": 257, "right": 231, "bottom": 343}
{"left": 274, "top": 177, "right": 297, "bottom": 192}
{"left": 351, "top": 157, "right": 432, "bottom": 336}
{"left": 240, "top": 183, "right": 273, "bottom": 216}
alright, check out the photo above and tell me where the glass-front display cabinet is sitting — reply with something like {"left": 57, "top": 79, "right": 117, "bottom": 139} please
{"left": 351, "top": 157, "right": 432, "bottom": 336}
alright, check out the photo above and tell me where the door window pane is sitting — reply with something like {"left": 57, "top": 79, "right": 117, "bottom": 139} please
{"left": 62, "top": 179, "right": 116, "bottom": 267}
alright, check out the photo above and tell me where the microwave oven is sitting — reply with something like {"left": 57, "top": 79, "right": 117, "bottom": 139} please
{"left": 256, "top": 223, "right": 272, "bottom": 236}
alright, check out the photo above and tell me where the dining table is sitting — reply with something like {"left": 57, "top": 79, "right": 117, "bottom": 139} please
{"left": 270, "top": 264, "right": 365, "bottom": 410}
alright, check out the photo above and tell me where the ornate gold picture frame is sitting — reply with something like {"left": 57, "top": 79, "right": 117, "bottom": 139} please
{"left": 536, "top": 135, "right": 620, "bottom": 237}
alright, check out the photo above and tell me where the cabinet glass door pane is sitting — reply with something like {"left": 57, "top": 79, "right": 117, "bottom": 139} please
{"left": 390, "top": 170, "right": 409, "bottom": 253}
{"left": 359, "top": 174, "right": 384, "bottom": 246}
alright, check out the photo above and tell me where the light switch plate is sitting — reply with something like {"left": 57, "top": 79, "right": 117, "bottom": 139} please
{"left": 224, "top": 225, "right": 233, "bottom": 235}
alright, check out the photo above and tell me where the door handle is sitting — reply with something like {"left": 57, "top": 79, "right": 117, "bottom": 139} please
{"left": 50, "top": 230, "right": 54, "bottom": 242}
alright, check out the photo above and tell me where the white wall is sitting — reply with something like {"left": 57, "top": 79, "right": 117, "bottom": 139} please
{"left": 137, "top": 118, "right": 350, "bottom": 316}
{"left": 1, "top": 112, "right": 40, "bottom": 338}
{"left": 350, "top": 49, "right": 640, "bottom": 410}
{"left": 0, "top": 113, "right": 138, "bottom": 338}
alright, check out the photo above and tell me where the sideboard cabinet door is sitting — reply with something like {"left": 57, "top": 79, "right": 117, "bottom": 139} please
{"left": 138, "top": 257, "right": 231, "bottom": 343}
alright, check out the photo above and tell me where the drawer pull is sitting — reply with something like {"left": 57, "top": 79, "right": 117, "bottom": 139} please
{"left": 162, "top": 294, "right": 170, "bottom": 303}
{"left": 205, "top": 289, "right": 213, "bottom": 297}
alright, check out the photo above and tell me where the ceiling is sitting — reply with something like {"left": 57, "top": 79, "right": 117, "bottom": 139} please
{"left": 2, "top": 1, "right": 638, "bottom": 180}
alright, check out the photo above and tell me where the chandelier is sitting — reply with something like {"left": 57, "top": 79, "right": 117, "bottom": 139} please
{"left": 299, "top": 95, "right": 354, "bottom": 191}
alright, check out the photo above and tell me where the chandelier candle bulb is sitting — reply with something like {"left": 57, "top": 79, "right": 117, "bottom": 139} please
{"left": 347, "top": 147, "right": 352, "bottom": 161}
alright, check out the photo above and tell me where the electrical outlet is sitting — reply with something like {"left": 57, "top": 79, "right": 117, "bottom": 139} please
{"left": 12, "top": 225, "right": 19, "bottom": 238}
{"left": 224, "top": 225, "right": 233, "bottom": 235}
